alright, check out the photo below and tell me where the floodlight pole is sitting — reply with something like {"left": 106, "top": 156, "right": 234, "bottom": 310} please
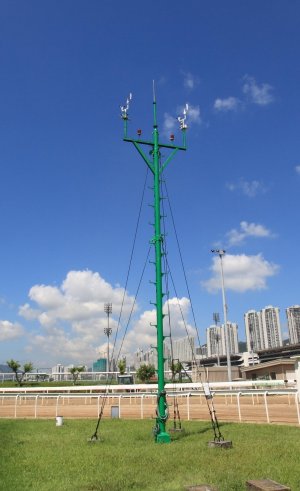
{"left": 104, "top": 303, "right": 112, "bottom": 377}
{"left": 122, "top": 88, "right": 187, "bottom": 443}
{"left": 211, "top": 250, "right": 232, "bottom": 382}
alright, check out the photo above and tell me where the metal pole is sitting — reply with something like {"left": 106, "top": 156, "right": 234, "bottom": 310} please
{"left": 104, "top": 303, "right": 112, "bottom": 378}
{"left": 122, "top": 87, "right": 187, "bottom": 443}
{"left": 212, "top": 250, "right": 232, "bottom": 382}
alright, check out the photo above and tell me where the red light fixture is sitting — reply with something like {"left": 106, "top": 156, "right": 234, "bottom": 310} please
{"left": 170, "top": 134, "right": 175, "bottom": 141}
{"left": 137, "top": 129, "right": 142, "bottom": 137}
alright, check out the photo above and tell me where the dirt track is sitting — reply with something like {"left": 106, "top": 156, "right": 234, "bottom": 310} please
{"left": 1, "top": 393, "right": 299, "bottom": 425}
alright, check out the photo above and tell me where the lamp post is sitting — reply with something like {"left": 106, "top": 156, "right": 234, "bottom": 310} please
{"left": 213, "top": 313, "right": 220, "bottom": 367}
{"left": 104, "top": 303, "right": 112, "bottom": 376}
{"left": 211, "top": 250, "right": 232, "bottom": 382}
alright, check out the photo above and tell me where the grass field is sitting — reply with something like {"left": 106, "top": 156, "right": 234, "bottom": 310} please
{"left": 0, "top": 418, "right": 299, "bottom": 491}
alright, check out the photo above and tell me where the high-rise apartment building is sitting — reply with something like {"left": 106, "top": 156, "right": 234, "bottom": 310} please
{"left": 245, "top": 306, "right": 282, "bottom": 351}
{"left": 206, "top": 322, "right": 239, "bottom": 358}
{"left": 261, "top": 306, "right": 282, "bottom": 348}
{"left": 286, "top": 305, "right": 300, "bottom": 345}
{"left": 206, "top": 325, "right": 223, "bottom": 358}
{"left": 244, "top": 310, "right": 264, "bottom": 352}
{"left": 172, "top": 336, "right": 195, "bottom": 362}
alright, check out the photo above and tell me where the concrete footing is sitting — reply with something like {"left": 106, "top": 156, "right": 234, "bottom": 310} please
{"left": 246, "top": 479, "right": 291, "bottom": 490}
{"left": 207, "top": 440, "right": 232, "bottom": 449}
{"left": 184, "top": 485, "right": 219, "bottom": 491}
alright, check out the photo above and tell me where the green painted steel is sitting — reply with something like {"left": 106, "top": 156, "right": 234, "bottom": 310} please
{"left": 123, "top": 92, "right": 187, "bottom": 443}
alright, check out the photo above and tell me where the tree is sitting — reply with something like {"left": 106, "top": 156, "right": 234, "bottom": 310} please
{"left": 7, "top": 359, "right": 33, "bottom": 386}
{"left": 118, "top": 358, "right": 126, "bottom": 375}
{"left": 136, "top": 364, "right": 156, "bottom": 383}
{"left": 170, "top": 359, "right": 183, "bottom": 382}
{"left": 69, "top": 366, "right": 85, "bottom": 385}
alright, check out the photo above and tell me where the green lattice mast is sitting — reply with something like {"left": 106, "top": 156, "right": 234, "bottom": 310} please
{"left": 121, "top": 87, "right": 188, "bottom": 443}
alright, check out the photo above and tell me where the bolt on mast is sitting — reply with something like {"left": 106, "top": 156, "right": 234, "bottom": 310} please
{"left": 121, "top": 86, "right": 188, "bottom": 443}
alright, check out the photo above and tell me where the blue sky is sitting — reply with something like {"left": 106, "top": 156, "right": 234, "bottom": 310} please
{"left": 0, "top": 1, "right": 299, "bottom": 367}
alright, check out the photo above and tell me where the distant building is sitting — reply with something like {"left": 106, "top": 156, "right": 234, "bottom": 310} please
{"left": 206, "top": 322, "right": 239, "bottom": 358}
{"left": 261, "top": 306, "right": 282, "bottom": 349}
{"left": 92, "top": 358, "right": 107, "bottom": 372}
{"left": 245, "top": 306, "right": 282, "bottom": 351}
{"left": 51, "top": 363, "right": 65, "bottom": 381}
{"left": 286, "top": 305, "right": 300, "bottom": 345}
{"left": 134, "top": 345, "right": 170, "bottom": 370}
{"left": 224, "top": 322, "right": 239, "bottom": 354}
{"left": 171, "top": 336, "right": 194, "bottom": 362}
{"left": 206, "top": 325, "right": 223, "bottom": 358}
{"left": 245, "top": 310, "right": 264, "bottom": 352}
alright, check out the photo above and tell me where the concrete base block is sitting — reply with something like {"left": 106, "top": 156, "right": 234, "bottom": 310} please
{"left": 169, "top": 427, "right": 185, "bottom": 433}
{"left": 184, "top": 485, "right": 219, "bottom": 491}
{"left": 207, "top": 440, "right": 232, "bottom": 449}
{"left": 246, "top": 479, "right": 291, "bottom": 490}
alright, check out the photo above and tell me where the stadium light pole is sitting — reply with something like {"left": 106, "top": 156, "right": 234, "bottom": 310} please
{"left": 211, "top": 250, "right": 232, "bottom": 382}
{"left": 213, "top": 312, "right": 220, "bottom": 367}
{"left": 121, "top": 86, "right": 188, "bottom": 443}
{"left": 104, "top": 303, "right": 112, "bottom": 377}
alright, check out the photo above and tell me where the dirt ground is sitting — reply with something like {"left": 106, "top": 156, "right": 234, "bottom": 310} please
{"left": 1, "top": 392, "right": 299, "bottom": 425}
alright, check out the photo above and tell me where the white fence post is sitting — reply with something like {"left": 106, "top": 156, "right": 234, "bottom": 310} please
{"left": 141, "top": 394, "right": 144, "bottom": 419}
{"left": 56, "top": 395, "right": 61, "bottom": 417}
{"left": 295, "top": 392, "right": 300, "bottom": 425}
{"left": 14, "top": 394, "right": 19, "bottom": 418}
{"left": 237, "top": 392, "right": 242, "bottom": 422}
{"left": 187, "top": 393, "right": 190, "bottom": 421}
{"left": 264, "top": 391, "right": 269, "bottom": 423}
{"left": 35, "top": 395, "right": 39, "bottom": 418}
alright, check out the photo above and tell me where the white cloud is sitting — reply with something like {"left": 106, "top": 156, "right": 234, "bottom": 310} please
{"left": 121, "top": 297, "right": 196, "bottom": 355}
{"left": 20, "top": 271, "right": 197, "bottom": 366}
{"left": 186, "top": 104, "right": 201, "bottom": 124}
{"left": 0, "top": 320, "right": 24, "bottom": 341}
{"left": 202, "top": 253, "right": 279, "bottom": 293}
{"left": 214, "top": 96, "right": 240, "bottom": 111}
{"left": 226, "top": 221, "right": 274, "bottom": 246}
{"left": 19, "top": 270, "right": 138, "bottom": 365}
{"left": 226, "top": 178, "right": 267, "bottom": 197}
{"left": 295, "top": 165, "right": 300, "bottom": 175}
{"left": 163, "top": 112, "right": 177, "bottom": 133}
{"left": 183, "top": 72, "right": 199, "bottom": 90}
{"left": 243, "top": 75, "right": 274, "bottom": 106}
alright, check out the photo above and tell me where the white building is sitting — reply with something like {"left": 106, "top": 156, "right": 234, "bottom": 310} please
{"left": 261, "top": 306, "right": 282, "bottom": 349}
{"left": 206, "top": 322, "right": 239, "bottom": 358}
{"left": 286, "top": 305, "right": 300, "bottom": 345}
{"left": 244, "top": 310, "right": 264, "bottom": 352}
{"left": 245, "top": 306, "right": 282, "bottom": 351}
{"left": 206, "top": 325, "right": 223, "bottom": 358}
{"left": 171, "top": 336, "right": 194, "bottom": 362}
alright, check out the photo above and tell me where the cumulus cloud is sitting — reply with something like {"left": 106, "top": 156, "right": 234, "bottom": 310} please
{"left": 186, "top": 104, "right": 201, "bottom": 124}
{"left": 242, "top": 75, "right": 274, "bottom": 106}
{"left": 19, "top": 270, "right": 137, "bottom": 365}
{"left": 163, "top": 112, "right": 177, "bottom": 133}
{"left": 121, "top": 297, "right": 196, "bottom": 355}
{"left": 19, "top": 270, "right": 195, "bottom": 366}
{"left": 214, "top": 96, "right": 240, "bottom": 111}
{"left": 202, "top": 253, "right": 279, "bottom": 293}
{"left": 183, "top": 72, "right": 199, "bottom": 90}
{"left": 226, "top": 221, "right": 274, "bottom": 247}
{"left": 226, "top": 178, "right": 267, "bottom": 197}
{"left": 295, "top": 165, "right": 300, "bottom": 175}
{"left": 0, "top": 320, "right": 24, "bottom": 341}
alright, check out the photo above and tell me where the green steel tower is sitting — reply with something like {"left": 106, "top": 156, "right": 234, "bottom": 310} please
{"left": 121, "top": 88, "right": 188, "bottom": 443}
